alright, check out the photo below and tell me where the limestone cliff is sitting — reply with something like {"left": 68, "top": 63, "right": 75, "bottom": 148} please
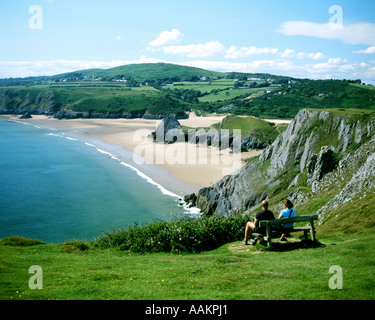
{"left": 196, "top": 108, "right": 375, "bottom": 225}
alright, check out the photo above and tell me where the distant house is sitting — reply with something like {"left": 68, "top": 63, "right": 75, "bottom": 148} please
{"left": 219, "top": 103, "right": 237, "bottom": 111}
{"left": 200, "top": 76, "right": 207, "bottom": 81}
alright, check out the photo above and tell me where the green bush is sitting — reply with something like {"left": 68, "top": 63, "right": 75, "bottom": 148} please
{"left": 1, "top": 236, "right": 45, "bottom": 247}
{"left": 93, "top": 215, "right": 249, "bottom": 254}
{"left": 63, "top": 240, "right": 90, "bottom": 253}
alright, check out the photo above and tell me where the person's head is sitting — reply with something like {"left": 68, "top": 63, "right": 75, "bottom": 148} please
{"left": 261, "top": 200, "right": 269, "bottom": 210}
{"left": 283, "top": 199, "right": 293, "bottom": 209}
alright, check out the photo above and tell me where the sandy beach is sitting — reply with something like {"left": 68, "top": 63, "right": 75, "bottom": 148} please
{"left": 1, "top": 114, "right": 267, "bottom": 197}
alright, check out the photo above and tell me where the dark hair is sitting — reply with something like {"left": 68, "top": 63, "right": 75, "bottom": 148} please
{"left": 283, "top": 199, "right": 293, "bottom": 209}
{"left": 261, "top": 199, "right": 268, "bottom": 209}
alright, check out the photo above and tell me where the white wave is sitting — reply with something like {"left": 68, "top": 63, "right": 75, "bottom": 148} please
{"left": 45, "top": 131, "right": 192, "bottom": 206}
{"left": 119, "top": 160, "right": 180, "bottom": 198}
{"left": 94, "top": 147, "right": 182, "bottom": 199}
{"left": 65, "top": 136, "right": 78, "bottom": 141}
{"left": 95, "top": 147, "right": 121, "bottom": 161}
{"left": 46, "top": 133, "right": 64, "bottom": 138}
{"left": 84, "top": 142, "right": 96, "bottom": 147}
{"left": 8, "top": 120, "right": 30, "bottom": 126}
{"left": 179, "top": 201, "right": 201, "bottom": 215}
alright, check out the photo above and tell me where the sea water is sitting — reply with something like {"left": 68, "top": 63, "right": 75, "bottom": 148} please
{"left": 0, "top": 119, "right": 196, "bottom": 243}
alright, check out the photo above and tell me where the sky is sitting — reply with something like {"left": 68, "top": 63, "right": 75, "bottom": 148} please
{"left": 1, "top": 0, "right": 375, "bottom": 83}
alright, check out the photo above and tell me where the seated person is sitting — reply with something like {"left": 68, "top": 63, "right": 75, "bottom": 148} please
{"left": 244, "top": 200, "right": 275, "bottom": 245}
{"left": 278, "top": 199, "right": 295, "bottom": 241}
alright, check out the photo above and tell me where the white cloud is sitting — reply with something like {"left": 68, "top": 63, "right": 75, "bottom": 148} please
{"left": 225, "top": 45, "right": 278, "bottom": 59}
{"left": 162, "top": 41, "right": 226, "bottom": 57}
{"left": 353, "top": 46, "right": 375, "bottom": 54}
{"left": 179, "top": 55, "right": 375, "bottom": 82}
{"left": 281, "top": 49, "right": 295, "bottom": 58}
{"left": 281, "top": 49, "right": 325, "bottom": 60}
{"left": 149, "top": 28, "right": 184, "bottom": 47}
{"left": 279, "top": 21, "right": 375, "bottom": 46}
{"left": 305, "top": 52, "right": 325, "bottom": 60}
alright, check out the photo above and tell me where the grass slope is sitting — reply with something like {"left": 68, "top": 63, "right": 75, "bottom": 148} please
{"left": 217, "top": 115, "right": 281, "bottom": 141}
{"left": 1, "top": 232, "right": 374, "bottom": 300}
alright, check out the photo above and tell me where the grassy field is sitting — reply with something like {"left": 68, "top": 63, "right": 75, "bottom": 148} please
{"left": 1, "top": 231, "right": 374, "bottom": 300}
{"left": 198, "top": 88, "right": 263, "bottom": 103}
{"left": 162, "top": 79, "right": 276, "bottom": 103}
{"left": 212, "top": 115, "right": 280, "bottom": 142}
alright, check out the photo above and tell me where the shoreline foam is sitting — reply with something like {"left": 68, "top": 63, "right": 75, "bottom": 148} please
{"left": 0, "top": 115, "right": 264, "bottom": 198}
{"left": 1, "top": 117, "right": 201, "bottom": 215}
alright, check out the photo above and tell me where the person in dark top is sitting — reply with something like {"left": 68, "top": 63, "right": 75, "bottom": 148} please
{"left": 244, "top": 200, "right": 275, "bottom": 245}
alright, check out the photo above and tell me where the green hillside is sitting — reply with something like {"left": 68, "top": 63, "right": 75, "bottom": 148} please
{"left": 37, "top": 63, "right": 225, "bottom": 83}
{"left": 0, "top": 84, "right": 192, "bottom": 118}
{"left": 216, "top": 115, "right": 280, "bottom": 140}
{"left": 197, "top": 79, "right": 375, "bottom": 119}
{"left": 1, "top": 63, "right": 375, "bottom": 119}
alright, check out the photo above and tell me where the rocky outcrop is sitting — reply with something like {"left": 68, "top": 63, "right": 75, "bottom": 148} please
{"left": 19, "top": 111, "right": 32, "bottom": 119}
{"left": 195, "top": 109, "right": 375, "bottom": 221}
{"left": 184, "top": 193, "right": 197, "bottom": 208}
{"left": 152, "top": 115, "right": 182, "bottom": 143}
{"left": 307, "top": 146, "right": 338, "bottom": 186}
{"left": 241, "top": 134, "right": 269, "bottom": 150}
{"left": 151, "top": 115, "right": 273, "bottom": 151}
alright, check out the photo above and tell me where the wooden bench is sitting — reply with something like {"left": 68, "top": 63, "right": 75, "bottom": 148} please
{"left": 256, "top": 214, "right": 319, "bottom": 246}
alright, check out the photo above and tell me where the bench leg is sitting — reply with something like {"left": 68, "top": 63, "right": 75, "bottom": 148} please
{"left": 266, "top": 224, "right": 272, "bottom": 246}
{"left": 310, "top": 219, "right": 316, "bottom": 242}
{"left": 304, "top": 230, "right": 308, "bottom": 241}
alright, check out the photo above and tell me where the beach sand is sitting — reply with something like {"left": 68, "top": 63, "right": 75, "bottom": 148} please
{"left": 1, "top": 114, "right": 265, "bottom": 197}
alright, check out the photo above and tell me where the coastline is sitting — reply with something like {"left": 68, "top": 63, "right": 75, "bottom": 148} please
{"left": 0, "top": 114, "right": 263, "bottom": 197}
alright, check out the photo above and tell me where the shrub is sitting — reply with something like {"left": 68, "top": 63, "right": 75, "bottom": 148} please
{"left": 93, "top": 215, "right": 249, "bottom": 254}
{"left": 63, "top": 240, "right": 90, "bottom": 253}
{"left": 1, "top": 236, "right": 45, "bottom": 247}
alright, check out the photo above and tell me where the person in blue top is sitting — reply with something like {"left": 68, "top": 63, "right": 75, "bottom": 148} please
{"left": 277, "top": 199, "right": 295, "bottom": 241}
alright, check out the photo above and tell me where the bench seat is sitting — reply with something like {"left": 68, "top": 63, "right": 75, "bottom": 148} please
{"left": 257, "top": 214, "right": 319, "bottom": 246}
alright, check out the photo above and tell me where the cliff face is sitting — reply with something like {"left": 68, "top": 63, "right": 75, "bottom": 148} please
{"left": 196, "top": 109, "right": 375, "bottom": 224}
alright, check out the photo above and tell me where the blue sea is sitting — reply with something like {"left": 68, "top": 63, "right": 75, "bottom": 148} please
{"left": 0, "top": 119, "right": 195, "bottom": 243}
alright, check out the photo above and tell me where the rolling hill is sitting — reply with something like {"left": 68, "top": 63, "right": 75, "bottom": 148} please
{"left": 1, "top": 63, "right": 375, "bottom": 119}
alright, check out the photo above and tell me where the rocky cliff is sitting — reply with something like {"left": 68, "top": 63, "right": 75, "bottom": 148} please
{"left": 196, "top": 108, "right": 375, "bottom": 225}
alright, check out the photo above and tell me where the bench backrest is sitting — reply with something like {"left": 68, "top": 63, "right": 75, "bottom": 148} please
{"left": 259, "top": 214, "right": 318, "bottom": 227}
